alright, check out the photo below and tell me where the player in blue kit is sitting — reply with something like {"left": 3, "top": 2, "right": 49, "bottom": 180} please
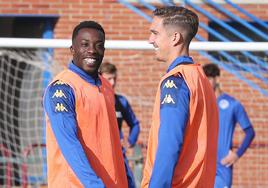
{"left": 203, "top": 63, "right": 255, "bottom": 188}
{"left": 99, "top": 62, "right": 140, "bottom": 188}
{"left": 99, "top": 62, "right": 140, "bottom": 148}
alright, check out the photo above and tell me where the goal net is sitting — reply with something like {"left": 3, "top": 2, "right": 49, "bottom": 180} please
{"left": 0, "top": 49, "right": 61, "bottom": 187}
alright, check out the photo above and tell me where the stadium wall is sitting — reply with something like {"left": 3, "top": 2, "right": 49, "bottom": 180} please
{"left": 0, "top": 0, "right": 267, "bottom": 186}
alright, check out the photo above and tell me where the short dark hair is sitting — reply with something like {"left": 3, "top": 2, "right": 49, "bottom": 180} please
{"left": 203, "top": 63, "right": 220, "bottom": 78}
{"left": 99, "top": 62, "right": 117, "bottom": 74}
{"left": 72, "top": 21, "right": 105, "bottom": 41}
{"left": 153, "top": 6, "right": 199, "bottom": 44}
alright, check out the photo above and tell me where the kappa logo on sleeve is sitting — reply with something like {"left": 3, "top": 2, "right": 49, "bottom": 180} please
{"left": 163, "top": 79, "right": 178, "bottom": 89}
{"left": 161, "top": 94, "right": 175, "bottom": 104}
{"left": 52, "top": 89, "right": 67, "bottom": 98}
{"left": 55, "top": 103, "right": 68, "bottom": 112}
{"left": 53, "top": 80, "right": 68, "bottom": 86}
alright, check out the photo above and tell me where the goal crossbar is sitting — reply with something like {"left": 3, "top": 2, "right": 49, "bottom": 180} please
{"left": 0, "top": 38, "right": 268, "bottom": 51}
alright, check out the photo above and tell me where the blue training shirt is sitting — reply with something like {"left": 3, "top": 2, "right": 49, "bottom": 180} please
{"left": 215, "top": 93, "right": 255, "bottom": 187}
{"left": 149, "top": 56, "right": 193, "bottom": 187}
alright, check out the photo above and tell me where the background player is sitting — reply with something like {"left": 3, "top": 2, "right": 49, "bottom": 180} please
{"left": 99, "top": 62, "right": 140, "bottom": 188}
{"left": 99, "top": 62, "right": 140, "bottom": 148}
{"left": 203, "top": 63, "right": 255, "bottom": 188}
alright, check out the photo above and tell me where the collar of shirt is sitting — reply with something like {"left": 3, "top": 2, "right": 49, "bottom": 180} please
{"left": 68, "top": 61, "right": 101, "bottom": 86}
{"left": 166, "top": 56, "right": 194, "bottom": 73}
{"left": 217, "top": 92, "right": 227, "bottom": 100}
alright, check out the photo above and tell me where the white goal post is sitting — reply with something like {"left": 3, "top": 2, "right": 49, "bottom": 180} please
{"left": 0, "top": 37, "right": 268, "bottom": 51}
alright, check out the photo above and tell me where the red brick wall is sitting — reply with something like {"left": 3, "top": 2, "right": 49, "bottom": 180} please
{"left": 1, "top": 0, "right": 267, "bottom": 186}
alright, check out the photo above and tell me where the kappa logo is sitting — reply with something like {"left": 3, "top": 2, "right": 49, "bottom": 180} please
{"left": 161, "top": 94, "right": 175, "bottom": 104}
{"left": 53, "top": 80, "right": 68, "bottom": 86}
{"left": 55, "top": 103, "right": 68, "bottom": 112}
{"left": 52, "top": 89, "right": 67, "bottom": 98}
{"left": 163, "top": 80, "right": 177, "bottom": 89}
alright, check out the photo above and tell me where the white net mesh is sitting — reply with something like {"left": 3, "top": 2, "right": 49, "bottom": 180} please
{"left": 0, "top": 49, "right": 61, "bottom": 186}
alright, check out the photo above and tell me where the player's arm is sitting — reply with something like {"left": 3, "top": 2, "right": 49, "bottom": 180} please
{"left": 44, "top": 81, "right": 105, "bottom": 188}
{"left": 149, "top": 76, "right": 190, "bottom": 188}
{"left": 221, "top": 102, "right": 255, "bottom": 167}
{"left": 235, "top": 102, "right": 255, "bottom": 157}
{"left": 119, "top": 96, "right": 140, "bottom": 147}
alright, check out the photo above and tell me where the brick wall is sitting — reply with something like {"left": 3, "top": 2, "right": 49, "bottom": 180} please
{"left": 1, "top": 0, "right": 267, "bottom": 186}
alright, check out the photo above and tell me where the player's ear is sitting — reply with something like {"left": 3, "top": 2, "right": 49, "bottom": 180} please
{"left": 70, "top": 46, "right": 74, "bottom": 55}
{"left": 172, "top": 32, "right": 183, "bottom": 46}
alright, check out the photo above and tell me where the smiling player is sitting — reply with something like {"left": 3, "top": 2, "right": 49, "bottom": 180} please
{"left": 43, "top": 21, "right": 128, "bottom": 188}
{"left": 141, "top": 6, "right": 219, "bottom": 188}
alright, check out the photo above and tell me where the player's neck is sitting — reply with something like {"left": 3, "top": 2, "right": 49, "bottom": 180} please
{"left": 215, "top": 87, "right": 222, "bottom": 98}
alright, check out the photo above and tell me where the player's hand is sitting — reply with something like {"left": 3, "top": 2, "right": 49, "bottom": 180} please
{"left": 221, "top": 150, "right": 239, "bottom": 167}
{"left": 121, "top": 139, "right": 131, "bottom": 148}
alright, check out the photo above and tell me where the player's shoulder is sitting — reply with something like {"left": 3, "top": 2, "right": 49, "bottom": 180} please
{"left": 44, "top": 80, "right": 75, "bottom": 113}
{"left": 161, "top": 74, "right": 185, "bottom": 90}
{"left": 116, "top": 93, "right": 126, "bottom": 99}
{"left": 49, "top": 80, "right": 72, "bottom": 90}
{"left": 116, "top": 93, "right": 129, "bottom": 105}
{"left": 220, "top": 93, "right": 236, "bottom": 102}
{"left": 160, "top": 75, "right": 189, "bottom": 108}
{"left": 218, "top": 93, "right": 243, "bottom": 110}
{"left": 46, "top": 80, "right": 74, "bottom": 97}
